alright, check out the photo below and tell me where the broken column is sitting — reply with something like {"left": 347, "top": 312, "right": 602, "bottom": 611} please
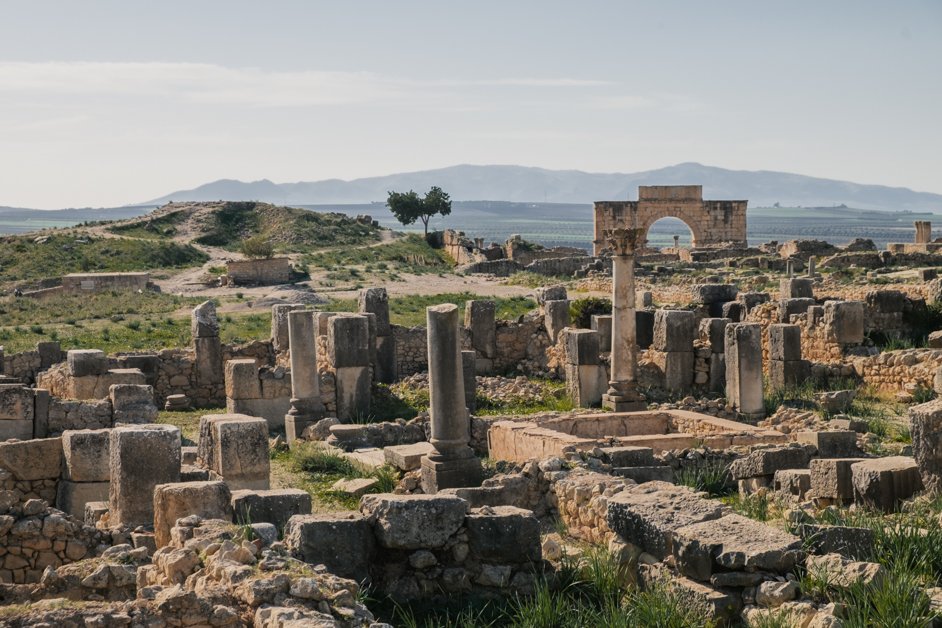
{"left": 421, "top": 304, "right": 482, "bottom": 493}
{"left": 807, "top": 256, "right": 817, "bottom": 278}
{"left": 602, "top": 227, "right": 646, "bottom": 411}
{"left": 464, "top": 300, "right": 496, "bottom": 374}
{"left": 271, "top": 303, "right": 304, "bottom": 352}
{"left": 328, "top": 314, "right": 371, "bottom": 421}
{"left": 915, "top": 220, "right": 932, "bottom": 245}
{"left": 359, "top": 287, "right": 396, "bottom": 384}
{"left": 285, "top": 310, "right": 326, "bottom": 446}
{"left": 768, "top": 324, "right": 810, "bottom": 391}
{"left": 109, "top": 424, "right": 181, "bottom": 527}
{"left": 196, "top": 413, "right": 271, "bottom": 490}
{"left": 561, "top": 328, "right": 606, "bottom": 407}
{"left": 698, "top": 318, "right": 730, "bottom": 393}
{"left": 192, "top": 300, "right": 224, "bottom": 395}
{"left": 725, "top": 323, "right": 765, "bottom": 419}
{"left": 652, "top": 309, "right": 696, "bottom": 394}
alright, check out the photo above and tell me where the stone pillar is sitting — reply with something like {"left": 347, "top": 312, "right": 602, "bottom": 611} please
{"left": 603, "top": 228, "right": 646, "bottom": 411}
{"left": 915, "top": 221, "right": 932, "bottom": 245}
{"left": 359, "top": 287, "right": 396, "bottom": 384}
{"left": 725, "top": 323, "right": 765, "bottom": 420}
{"left": 561, "top": 328, "right": 606, "bottom": 407}
{"left": 652, "top": 309, "right": 696, "bottom": 393}
{"left": 786, "top": 260, "right": 794, "bottom": 278}
{"left": 591, "top": 314, "right": 612, "bottom": 353}
{"left": 271, "top": 303, "right": 304, "bottom": 352}
{"left": 465, "top": 300, "right": 496, "bottom": 373}
{"left": 673, "top": 235, "right": 680, "bottom": 249}
{"left": 699, "top": 318, "right": 730, "bottom": 393}
{"left": 909, "top": 398, "right": 942, "bottom": 493}
{"left": 543, "top": 300, "right": 570, "bottom": 343}
{"left": 285, "top": 310, "right": 326, "bottom": 445}
{"left": 768, "top": 324, "right": 810, "bottom": 391}
{"left": 328, "top": 315, "right": 371, "bottom": 421}
{"left": 807, "top": 256, "right": 816, "bottom": 278}
{"left": 421, "top": 304, "right": 482, "bottom": 493}
{"left": 109, "top": 424, "right": 181, "bottom": 527}
{"left": 192, "top": 301, "right": 224, "bottom": 395}
{"left": 461, "top": 350, "right": 477, "bottom": 413}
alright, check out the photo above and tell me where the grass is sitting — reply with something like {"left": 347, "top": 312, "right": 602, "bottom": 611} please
{"left": 675, "top": 460, "right": 732, "bottom": 497}
{"left": 0, "top": 290, "right": 197, "bottom": 326}
{"left": 504, "top": 271, "right": 569, "bottom": 288}
{"left": 271, "top": 443, "right": 399, "bottom": 510}
{"left": 0, "top": 233, "right": 207, "bottom": 284}
{"left": 155, "top": 408, "right": 211, "bottom": 444}
{"left": 107, "top": 208, "right": 188, "bottom": 239}
{"left": 326, "top": 293, "right": 536, "bottom": 328}
{"left": 305, "top": 233, "right": 452, "bottom": 278}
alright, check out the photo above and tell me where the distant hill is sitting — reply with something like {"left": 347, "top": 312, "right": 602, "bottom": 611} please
{"left": 145, "top": 163, "right": 942, "bottom": 211}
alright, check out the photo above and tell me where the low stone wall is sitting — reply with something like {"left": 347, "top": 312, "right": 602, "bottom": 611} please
{"left": 554, "top": 470, "right": 632, "bottom": 545}
{"left": 525, "top": 255, "right": 591, "bottom": 277}
{"left": 48, "top": 398, "right": 113, "bottom": 433}
{"left": 61, "top": 272, "right": 150, "bottom": 294}
{"left": 851, "top": 348, "right": 942, "bottom": 392}
{"left": 226, "top": 256, "right": 291, "bottom": 286}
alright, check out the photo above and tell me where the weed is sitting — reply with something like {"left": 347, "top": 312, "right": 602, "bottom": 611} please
{"left": 675, "top": 460, "right": 732, "bottom": 497}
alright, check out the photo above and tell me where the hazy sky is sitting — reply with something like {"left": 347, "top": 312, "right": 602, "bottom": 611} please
{"left": 1, "top": 1, "right": 940, "bottom": 208}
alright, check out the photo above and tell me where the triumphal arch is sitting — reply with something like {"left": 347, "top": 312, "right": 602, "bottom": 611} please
{"left": 593, "top": 185, "right": 747, "bottom": 254}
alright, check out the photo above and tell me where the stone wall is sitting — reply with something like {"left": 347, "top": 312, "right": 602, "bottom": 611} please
{"left": 61, "top": 272, "right": 150, "bottom": 294}
{"left": 226, "top": 256, "right": 292, "bottom": 286}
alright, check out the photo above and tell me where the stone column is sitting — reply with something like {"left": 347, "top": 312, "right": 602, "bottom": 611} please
{"left": 807, "top": 256, "right": 816, "bottom": 278}
{"left": 725, "top": 323, "right": 765, "bottom": 420}
{"left": 359, "top": 287, "right": 396, "bottom": 384}
{"left": 915, "top": 221, "right": 932, "bottom": 245}
{"left": 603, "top": 227, "right": 646, "bottom": 412}
{"left": 421, "top": 304, "right": 482, "bottom": 493}
{"left": 192, "top": 301, "right": 224, "bottom": 403}
{"left": 271, "top": 304, "right": 304, "bottom": 352}
{"left": 285, "top": 310, "right": 326, "bottom": 445}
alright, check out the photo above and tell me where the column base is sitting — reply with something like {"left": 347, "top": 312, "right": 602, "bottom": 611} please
{"left": 602, "top": 395, "right": 648, "bottom": 412}
{"left": 420, "top": 452, "right": 483, "bottom": 494}
{"left": 284, "top": 410, "right": 325, "bottom": 447}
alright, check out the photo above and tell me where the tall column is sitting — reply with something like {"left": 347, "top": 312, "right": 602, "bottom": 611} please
{"left": 284, "top": 310, "right": 326, "bottom": 445}
{"left": 421, "top": 304, "right": 482, "bottom": 493}
{"left": 603, "top": 228, "right": 647, "bottom": 412}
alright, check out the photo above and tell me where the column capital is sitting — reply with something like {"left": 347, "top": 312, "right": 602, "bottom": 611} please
{"left": 604, "top": 227, "right": 645, "bottom": 256}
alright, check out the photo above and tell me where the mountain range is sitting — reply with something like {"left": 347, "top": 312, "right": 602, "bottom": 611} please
{"left": 145, "top": 162, "right": 942, "bottom": 211}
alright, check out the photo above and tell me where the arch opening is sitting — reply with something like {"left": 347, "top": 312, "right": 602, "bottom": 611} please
{"left": 644, "top": 216, "right": 696, "bottom": 251}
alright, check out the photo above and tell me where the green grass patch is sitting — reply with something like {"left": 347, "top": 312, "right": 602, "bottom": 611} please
{"left": 155, "top": 408, "right": 214, "bottom": 445}
{"left": 107, "top": 209, "right": 188, "bottom": 239}
{"left": 306, "top": 233, "right": 451, "bottom": 276}
{"left": 675, "top": 460, "right": 732, "bottom": 497}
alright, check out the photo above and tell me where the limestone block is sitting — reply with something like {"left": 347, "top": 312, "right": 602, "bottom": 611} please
{"left": 543, "top": 300, "right": 570, "bottom": 343}
{"left": 780, "top": 278, "right": 814, "bottom": 299}
{"left": 613, "top": 466, "right": 674, "bottom": 483}
{"left": 809, "top": 458, "right": 866, "bottom": 501}
{"left": 725, "top": 323, "right": 764, "bottom": 418}
{"left": 384, "top": 441, "right": 435, "bottom": 471}
{"left": 0, "top": 437, "right": 62, "bottom": 481}
{"left": 284, "top": 513, "right": 374, "bottom": 582}
{"left": 795, "top": 430, "right": 860, "bottom": 458}
{"left": 779, "top": 298, "right": 816, "bottom": 323}
{"left": 564, "top": 363, "right": 606, "bottom": 407}
{"left": 109, "top": 425, "right": 181, "bottom": 527}
{"left": 721, "top": 301, "right": 744, "bottom": 322}
{"left": 109, "top": 384, "right": 158, "bottom": 424}
{"left": 796, "top": 524, "right": 875, "bottom": 559}
{"left": 0, "top": 386, "right": 34, "bottom": 421}
{"left": 327, "top": 314, "right": 370, "bottom": 368}
{"left": 606, "top": 482, "right": 728, "bottom": 560}
{"left": 600, "top": 446, "right": 655, "bottom": 467}
{"left": 33, "top": 388, "right": 50, "bottom": 439}
{"left": 464, "top": 300, "right": 496, "bottom": 358}
{"left": 56, "top": 480, "right": 109, "bottom": 519}
{"left": 768, "top": 324, "right": 802, "bottom": 361}
{"left": 739, "top": 291, "right": 771, "bottom": 310}
{"left": 153, "top": 481, "right": 232, "bottom": 547}
{"left": 673, "top": 513, "right": 804, "bottom": 581}
{"left": 534, "top": 285, "right": 567, "bottom": 305}
{"left": 562, "top": 328, "right": 600, "bottom": 366}
{"left": 194, "top": 336, "right": 224, "bottom": 387}
{"left": 360, "top": 494, "right": 468, "bottom": 549}
{"left": 773, "top": 469, "right": 811, "bottom": 498}
{"left": 728, "top": 445, "right": 814, "bottom": 481}
{"left": 709, "top": 353, "right": 726, "bottom": 393}
{"left": 591, "top": 315, "right": 613, "bottom": 353}
{"left": 224, "top": 359, "right": 261, "bottom": 400}
{"left": 375, "top": 335, "right": 397, "bottom": 384}
{"left": 693, "top": 284, "right": 737, "bottom": 305}
{"left": 211, "top": 415, "right": 270, "bottom": 490}
{"left": 699, "top": 318, "right": 731, "bottom": 354}
{"left": 908, "top": 398, "right": 942, "bottom": 492}
{"left": 824, "top": 300, "right": 865, "bottom": 344}
{"left": 335, "top": 366, "right": 370, "bottom": 421}
{"left": 851, "top": 456, "right": 923, "bottom": 512}
{"left": 359, "top": 287, "right": 391, "bottom": 336}
{"left": 769, "top": 359, "right": 811, "bottom": 391}
{"left": 661, "top": 351, "right": 694, "bottom": 392}
{"left": 461, "top": 350, "right": 477, "bottom": 410}
{"left": 466, "top": 505, "right": 541, "bottom": 563}
{"left": 652, "top": 310, "right": 695, "bottom": 352}
{"left": 191, "top": 300, "right": 219, "bottom": 338}
{"left": 231, "top": 488, "right": 312, "bottom": 531}
{"left": 67, "top": 349, "right": 108, "bottom": 377}
{"left": 0, "top": 419, "right": 32, "bottom": 441}
{"left": 271, "top": 303, "right": 305, "bottom": 351}
{"left": 62, "top": 428, "right": 111, "bottom": 482}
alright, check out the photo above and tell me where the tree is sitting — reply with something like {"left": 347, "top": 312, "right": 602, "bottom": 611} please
{"left": 386, "top": 186, "right": 452, "bottom": 238}
{"left": 240, "top": 234, "right": 275, "bottom": 258}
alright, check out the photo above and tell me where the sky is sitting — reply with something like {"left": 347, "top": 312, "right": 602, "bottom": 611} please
{"left": 0, "top": 1, "right": 940, "bottom": 209}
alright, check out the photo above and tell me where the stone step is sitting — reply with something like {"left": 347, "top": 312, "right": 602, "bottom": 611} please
{"left": 384, "top": 441, "right": 434, "bottom": 471}
{"left": 600, "top": 446, "right": 655, "bottom": 467}
{"left": 343, "top": 447, "right": 387, "bottom": 473}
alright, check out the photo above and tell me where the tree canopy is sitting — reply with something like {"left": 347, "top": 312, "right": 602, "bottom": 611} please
{"left": 386, "top": 186, "right": 452, "bottom": 237}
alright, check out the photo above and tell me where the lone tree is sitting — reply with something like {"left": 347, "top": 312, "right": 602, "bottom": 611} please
{"left": 386, "top": 186, "right": 452, "bottom": 238}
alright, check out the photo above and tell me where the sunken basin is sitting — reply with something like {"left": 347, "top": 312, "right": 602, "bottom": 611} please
{"left": 487, "top": 410, "right": 787, "bottom": 463}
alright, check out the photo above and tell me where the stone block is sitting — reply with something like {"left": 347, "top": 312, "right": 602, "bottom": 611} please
{"left": 673, "top": 513, "right": 804, "bottom": 581}
{"left": 721, "top": 301, "right": 744, "bottom": 322}
{"left": 779, "top": 298, "right": 816, "bottom": 323}
{"left": 909, "top": 398, "right": 942, "bottom": 492}
{"left": 0, "top": 437, "right": 62, "bottom": 481}
{"left": 359, "top": 287, "right": 391, "bottom": 336}
{"left": 210, "top": 415, "right": 270, "bottom": 490}
{"left": 33, "top": 388, "right": 50, "bottom": 439}
{"left": 600, "top": 446, "right": 655, "bottom": 467}
{"left": 67, "top": 349, "right": 108, "bottom": 377}
{"left": 543, "top": 300, "right": 570, "bottom": 343}
{"left": 384, "top": 441, "right": 434, "bottom": 471}
{"left": 36, "top": 341, "right": 63, "bottom": 369}
{"left": 591, "top": 314, "right": 612, "bottom": 353}
{"left": 461, "top": 350, "right": 477, "bottom": 409}
{"left": 224, "top": 359, "right": 261, "bottom": 400}
{"left": 375, "top": 335, "right": 397, "bottom": 384}
{"left": 0, "top": 386, "right": 34, "bottom": 421}
{"left": 56, "top": 480, "right": 109, "bottom": 519}
{"left": 284, "top": 513, "right": 374, "bottom": 582}
{"left": 851, "top": 456, "right": 923, "bottom": 512}
{"left": 768, "top": 324, "right": 802, "bottom": 361}
{"left": 725, "top": 323, "right": 764, "bottom": 418}
{"left": 562, "top": 328, "right": 600, "bottom": 366}
{"left": 797, "top": 524, "right": 875, "bottom": 559}
{"left": 795, "top": 430, "right": 860, "bottom": 458}
{"left": 328, "top": 314, "right": 370, "bottom": 368}
{"left": 360, "top": 494, "right": 468, "bottom": 549}
{"left": 564, "top": 363, "right": 606, "bottom": 408}
{"left": 639, "top": 565, "right": 741, "bottom": 624}
{"left": 62, "top": 428, "right": 111, "bottom": 482}
{"left": 699, "top": 318, "right": 731, "bottom": 354}
{"left": 653, "top": 310, "right": 695, "bottom": 352}
{"left": 829, "top": 416, "right": 868, "bottom": 433}
{"left": 0, "top": 419, "right": 32, "bottom": 441}
{"left": 180, "top": 465, "right": 209, "bottom": 482}
{"left": 534, "top": 285, "right": 567, "bottom": 304}
{"left": 739, "top": 291, "right": 771, "bottom": 310}
{"left": 809, "top": 458, "right": 866, "bottom": 501}
{"left": 466, "top": 506, "right": 540, "bottom": 563}
{"left": 335, "top": 366, "right": 371, "bottom": 421}
{"left": 662, "top": 351, "right": 694, "bottom": 392}
{"left": 824, "top": 300, "right": 865, "bottom": 344}
{"left": 231, "top": 488, "right": 312, "bottom": 531}
{"left": 780, "top": 277, "right": 814, "bottom": 299}
{"left": 693, "top": 283, "right": 737, "bottom": 305}
{"left": 85, "top": 501, "right": 109, "bottom": 526}
{"left": 109, "top": 425, "right": 181, "bottom": 527}
{"left": 773, "top": 468, "right": 811, "bottom": 498}
{"left": 464, "top": 300, "right": 496, "bottom": 359}
{"left": 606, "top": 482, "right": 728, "bottom": 560}
{"left": 636, "top": 309, "right": 655, "bottom": 349}
{"left": 768, "top": 359, "right": 811, "bottom": 391}
{"left": 271, "top": 303, "right": 305, "bottom": 351}
{"left": 191, "top": 300, "right": 219, "bottom": 338}
{"left": 153, "top": 481, "right": 232, "bottom": 547}
{"left": 728, "top": 445, "right": 814, "bottom": 481}
{"left": 331, "top": 477, "right": 378, "bottom": 498}
{"left": 109, "top": 384, "right": 158, "bottom": 424}
{"left": 613, "top": 466, "right": 674, "bottom": 483}
{"left": 709, "top": 353, "right": 726, "bottom": 393}
{"left": 194, "top": 336, "right": 224, "bottom": 387}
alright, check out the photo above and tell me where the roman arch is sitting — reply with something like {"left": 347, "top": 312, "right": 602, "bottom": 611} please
{"left": 593, "top": 185, "right": 748, "bottom": 254}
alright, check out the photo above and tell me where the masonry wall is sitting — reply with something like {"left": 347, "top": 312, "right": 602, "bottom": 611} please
{"left": 226, "top": 257, "right": 291, "bottom": 286}
{"left": 61, "top": 272, "right": 150, "bottom": 294}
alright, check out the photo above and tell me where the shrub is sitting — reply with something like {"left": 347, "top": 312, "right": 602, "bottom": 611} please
{"left": 569, "top": 297, "right": 612, "bottom": 329}
{"left": 240, "top": 235, "right": 275, "bottom": 259}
